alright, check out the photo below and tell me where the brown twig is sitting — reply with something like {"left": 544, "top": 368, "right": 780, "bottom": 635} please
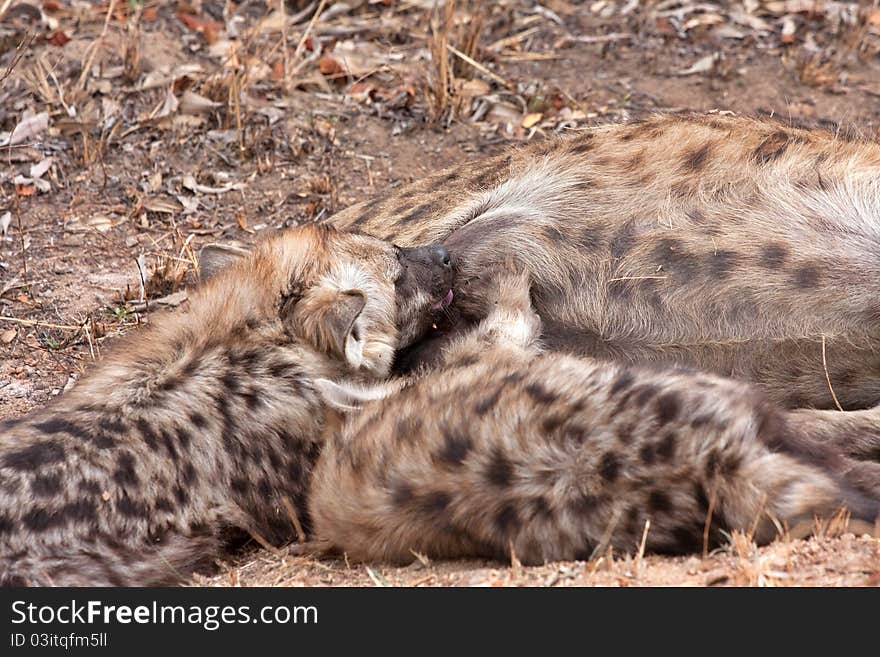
{"left": 821, "top": 334, "right": 845, "bottom": 411}
{"left": 0, "top": 32, "right": 35, "bottom": 87}
{"left": 0, "top": 316, "right": 84, "bottom": 331}
{"left": 291, "top": 0, "right": 328, "bottom": 76}
{"left": 281, "top": 496, "right": 307, "bottom": 543}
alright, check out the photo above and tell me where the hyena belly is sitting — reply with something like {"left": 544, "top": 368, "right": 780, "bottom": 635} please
{"left": 309, "top": 355, "right": 880, "bottom": 566}
{"left": 330, "top": 114, "right": 880, "bottom": 409}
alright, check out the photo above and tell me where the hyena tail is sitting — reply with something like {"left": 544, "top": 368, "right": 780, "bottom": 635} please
{"left": 0, "top": 532, "right": 224, "bottom": 587}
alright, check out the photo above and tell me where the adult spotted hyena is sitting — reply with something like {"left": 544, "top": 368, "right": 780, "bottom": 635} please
{"left": 328, "top": 113, "right": 880, "bottom": 410}
{"left": 309, "top": 262, "right": 880, "bottom": 566}
{"left": 0, "top": 224, "right": 454, "bottom": 586}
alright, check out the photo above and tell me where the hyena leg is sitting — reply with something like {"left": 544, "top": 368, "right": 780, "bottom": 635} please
{"left": 787, "top": 408, "right": 880, "bottom": 462}
{"left": 440, "top": 258, "right": 542, "bottom": 366}
{"left": 783, "top": 407, "right": 880, "bottom": 494}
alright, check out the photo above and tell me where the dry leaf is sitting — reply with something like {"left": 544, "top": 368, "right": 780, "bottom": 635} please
{"left": 29, "top": 158, "right": 53, "bottom": 179}
{"left": 0, "top": 212, "right": 11, "bottom": 237}
{"left": 1, "top": 328, "right": 16, "bottom": 344}
{"left": 178, "top": 12, "right": 224, "bottom": 44}
{"left": 522, "top": 112, "right": 544, "bottom": 129}
{"left": 88, "top": 215, "right": 113, "bottom": 233}
{"left": 4, "top": 112, "right": 49, "bottom": 147}
{"left": 179, "top": 90, "right": 222, "bottom": 115}
{"left": 236, "top": 210, "right": 254, "bottom": 234}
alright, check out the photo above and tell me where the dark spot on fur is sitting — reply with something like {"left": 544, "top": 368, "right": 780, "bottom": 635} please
{"left": 722, "top": 453, "right": 742, "bottom": 475}
{"left": 647, "top": 432, "right": 672, "bottom": 462}
{"left": 79, "top": 480, "right": 102, "bottom": 495}
{"left": 351, "top": 197, "right": 385, "bottom": 227}
{"left": 687, "top": 208, "right": 705, "bottom": 224}
{"left": 116, "top": 496, "right": 149, "bottom": 518}
{"left": 542, "top": 224, "right": 567, "bottom": 243}
{"left": 174, "top": 485, "right": 189, "bottom": 506}
{"left": 416, "top": 491, "right": 451, "bottom": 515}
{"left": 99, "top": 418, "right": 126, "bottom": 435}
{"left": 760, "top": 243, "right": 789, "bottom": 269}
{"left": 31, "top": 474, "right": 62, "bottom": 498}
{"left": 753, "top": 131, "right": 791, "bottom": 163}
{"left": 569, "top": 493, "right": 598, "bottom": 515}
{"left": 399, "top": 203, "right": 432, "bottom": 224}
{"left": 683, "top": 143, "right": 711, "bottom": 171}
{"left": 653, "top": 238, "right": 701, "bottom": 280}
{"left": 640, "top": 443, "right": 656, "bottom": 465}
{"left": 231, "top": 477, "right": 248, "bottom": 495}
{"left": 32, "top": 418, "right": 90, "bottom": 441}
{"left": 793, "top": 263, "right": 822, "bottom": 289}
{"left": 494, "top": 503, "right": 519, "bottom": 536}
{"left": 579, "top": 226, "right": 605, "bottom": 252}
{"left": 486, "top": 448, "right": 514, "bottom": 487}
{"left": 610, "top": 223, "right": 637, "bottom": 259}
{"left": 570, "top": 134, "right": 595, "bottom": 154}
{"left": 391, "top": 481, "right": 413, "bottom": 506}
{"left": 136, "top": 419, "right": 159, "bottom": 451}
{"left": 0, "top": 417, "right": 22, "bottom": 431}
{"left": 113, "top": 452, "right": 139, "bottom": 487}
{"left": 155, "top": 497, "right": 174, "bottom": 513}
{"left": 528, "top": 496, "right": 553, "bottom": 521}
{"left": 182, "top": 462, "right": 198, "bottom": 486}
{"left": 176, "top": 426, "right": 193, "bottom": 451}
{"left": 709, "top": 250, "right": 741, "bottom": 278}
{"left": 705, "top": 449, "right": 721, "bottom": 477}
{"left": 610, "top": 370, "right": 635, "bottom": 396}
{"left": 634, "top": 385, "right": 659, "bottom": 406}
{"left": 648, "top": 490, "right": 672, "bottom": 514}
{"left": 396, "top": 416, "right": 423, "bottom": 443}
{"left": 475, "top": 386, "right": 504, "bottom": 416}
{"left": 525, "top": 383, "right": 557, "bottom": 405}
{"left": 3, "top": 440, "right": 65, "bottom": 470}
{"left": 541, "top": 414, "right": 566, "bottom": 434}
{"left": 655, "top": 393, "right": 681, "bottom": 426}
{"left": 438, "top": 427, "right": 472, "bottom": 466}
{"left": 599, "top": 452, "right": 621, "bottom": 482}
{"left": 160, "top": 429, "right": 179, "bottom": 462}
{"left": 690, "top": 415, "right": 712, "bottom": 429}
{"left": 189, "top": 412, "right": 208, "bottom": 429}
{"left": 23, "top": 500, "right": 97, "bottom": 531}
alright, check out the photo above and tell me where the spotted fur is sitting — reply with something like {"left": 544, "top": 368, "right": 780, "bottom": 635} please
{"left": 328, "top": 113, "right": 880, "bottom": 410}
{"left": 0, "top": 225, "right": 453, "bottom": 585}
{"left": 309, "top": 263, "right": 880, "bottom": 565}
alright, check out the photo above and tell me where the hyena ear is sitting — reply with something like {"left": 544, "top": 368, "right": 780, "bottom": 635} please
{"left": 290, "top": 289, "right": 367, "bottom": 368}
{"left": 198, "top": 242, "right": 251, "bottom": 282}
{"left": 314, "top": 378, "right": 402, "bottom": 412}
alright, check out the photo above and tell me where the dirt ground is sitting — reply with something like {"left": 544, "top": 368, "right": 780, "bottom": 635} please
{"left": 2, "top": 0, "right": 880, "bottom": 587}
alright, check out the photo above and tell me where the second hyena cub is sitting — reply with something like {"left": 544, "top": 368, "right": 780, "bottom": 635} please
{"left": 310, "top": 264, "right": 880, "bottom": 565}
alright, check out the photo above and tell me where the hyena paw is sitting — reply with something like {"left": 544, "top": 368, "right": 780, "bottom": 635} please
{"left": 489, "top": 257, "right": 534, "bottom": 314}
{"left": 485, "top": 257, "right": 542, "bottom": 348}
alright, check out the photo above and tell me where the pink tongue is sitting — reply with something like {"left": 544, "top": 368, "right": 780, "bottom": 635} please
{"left": 432, "top": 289, "right": 454, "bottom": 310}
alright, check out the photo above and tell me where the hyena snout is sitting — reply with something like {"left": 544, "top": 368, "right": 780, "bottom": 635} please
{"left": 399, "top": 245, "right": 455, "bottom": 302}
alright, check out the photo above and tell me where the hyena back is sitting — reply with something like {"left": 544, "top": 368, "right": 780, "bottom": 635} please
{"left": 329, "top": 113, "right": 880, "bottom": 410}
{"left": 309, "top": 265, "right": 880, "bottom": 566}
{"left": 0, "top": 224, "right": 453, "bottom": 586}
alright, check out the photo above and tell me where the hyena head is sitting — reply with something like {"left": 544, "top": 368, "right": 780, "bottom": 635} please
{"left": 198, "top": 224, "right": 454, "bottom": 377}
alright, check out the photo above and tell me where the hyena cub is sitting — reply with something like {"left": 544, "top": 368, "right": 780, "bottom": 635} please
{"left": 310, "top": 263, "right": 880, "bottom": 566}
{"left": 0, "top": 224, "right": 454, "bottom": 586}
